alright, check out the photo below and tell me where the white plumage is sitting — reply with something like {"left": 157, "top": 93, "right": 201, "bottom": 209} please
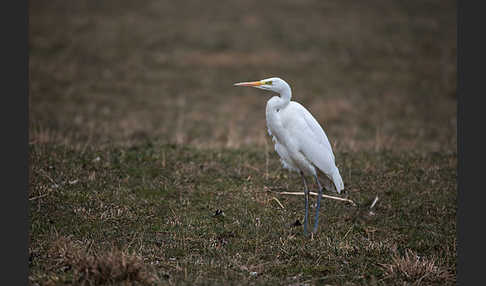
{"left": 234, "top": 77, "right": 344, "bottom": 235}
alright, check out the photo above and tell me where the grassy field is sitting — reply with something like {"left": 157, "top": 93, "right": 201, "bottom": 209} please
{"left": 29, "top": 0, "right": 456, "bottom": 285}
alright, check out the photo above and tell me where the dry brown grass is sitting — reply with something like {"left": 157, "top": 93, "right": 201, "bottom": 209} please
{"left": 379, "top": 248, "right": 455, "bottom": 285}
{"left": 41, "top": 236, "right": 158, "bottom": 285}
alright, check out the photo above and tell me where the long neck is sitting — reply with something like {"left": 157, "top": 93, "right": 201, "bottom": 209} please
{"left": 274, "top": 84, "right": 292, "bottom": 109}
{"left": 265, "top": 85, "right": 292, "bottom": 142}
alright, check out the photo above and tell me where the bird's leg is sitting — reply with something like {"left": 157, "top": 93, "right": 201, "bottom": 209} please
{"left": 301, "top": 172, "right": 310, "bottom": 236}
{"left": 313, "top": 174, "right": 324, "bottom": 234}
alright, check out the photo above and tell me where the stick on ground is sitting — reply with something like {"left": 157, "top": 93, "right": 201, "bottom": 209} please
{"left": 279, "top": 191, "right": 357, "bottom": 206}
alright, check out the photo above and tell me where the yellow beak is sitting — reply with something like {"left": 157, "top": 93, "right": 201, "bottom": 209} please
{"left": 234, "top": 81, "right": 263, "bottom": 87}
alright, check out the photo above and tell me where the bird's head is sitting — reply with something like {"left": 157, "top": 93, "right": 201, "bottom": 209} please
{"left": 234, "top": 77, "right": 290, "bottom": 95}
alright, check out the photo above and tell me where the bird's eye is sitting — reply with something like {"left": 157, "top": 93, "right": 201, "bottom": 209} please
{"left": 265, "top": 81, "right": 273, "bottom": 85}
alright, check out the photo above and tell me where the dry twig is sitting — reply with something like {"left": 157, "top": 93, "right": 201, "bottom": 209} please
{"left": 278, "top": 191, "right": 357, "bottom": 206}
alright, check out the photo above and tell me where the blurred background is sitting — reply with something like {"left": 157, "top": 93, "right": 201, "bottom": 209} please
{"left": 29, "top": 0, "right": 456, "bottom": 153}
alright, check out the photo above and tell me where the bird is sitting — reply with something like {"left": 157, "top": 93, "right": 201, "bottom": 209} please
{"left": 234, "top": 77, "right": 344, "bottom": 235}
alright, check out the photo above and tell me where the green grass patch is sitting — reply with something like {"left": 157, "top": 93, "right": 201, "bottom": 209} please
{"left": 29, "top": 142, "right": 456, "bottom": 285}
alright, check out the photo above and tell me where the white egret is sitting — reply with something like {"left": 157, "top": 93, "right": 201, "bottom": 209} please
{"left": 234, "top": 77, "right": 344, "bottom": 235}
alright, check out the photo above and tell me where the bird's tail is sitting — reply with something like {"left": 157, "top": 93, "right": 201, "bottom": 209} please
{"left": 332, "top": 169, "right": 344, "bottom": 194}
